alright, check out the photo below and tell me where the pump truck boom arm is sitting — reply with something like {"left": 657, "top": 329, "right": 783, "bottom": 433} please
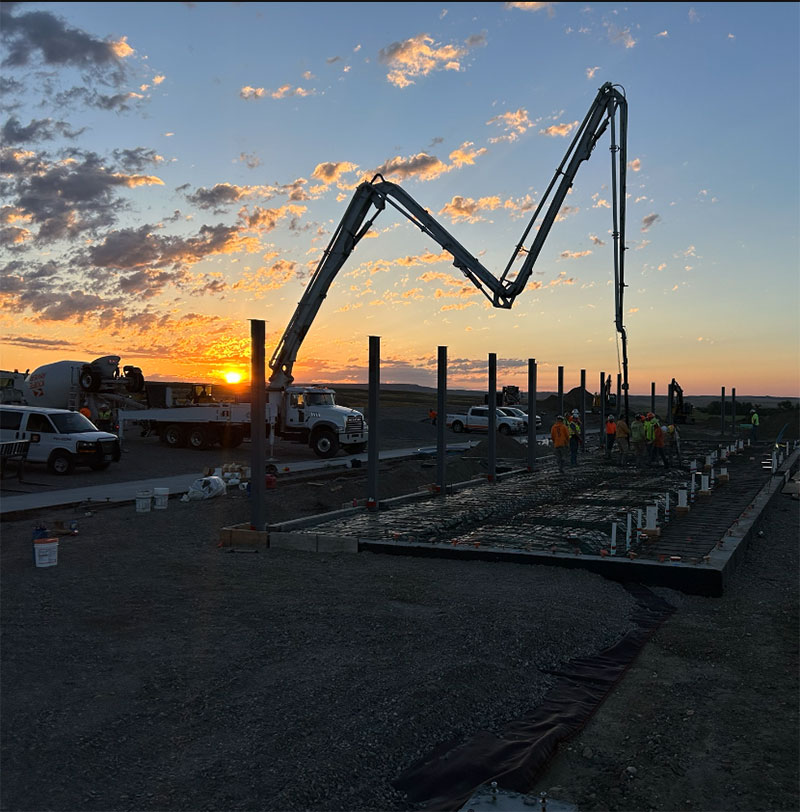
{"left": 270, "top": 82, "right": 629, "bottom": 407}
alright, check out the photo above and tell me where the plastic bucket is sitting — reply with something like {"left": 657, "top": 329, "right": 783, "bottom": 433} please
{"left": 33, "top": 538, "right": 58, "bottom": 568}
{"left": 135, "top": 489, "right": 153, "bottom": 512}
{"left": 153, "top": 487, "right": 169, "bottom": 510}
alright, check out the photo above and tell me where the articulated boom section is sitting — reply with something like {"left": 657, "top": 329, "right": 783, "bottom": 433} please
{"left": 269, "top": 82, "right": 629, "bottom": 410}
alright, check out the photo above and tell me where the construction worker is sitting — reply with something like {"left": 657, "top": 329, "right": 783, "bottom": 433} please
{"left": 567, "top": 409, "right": 583, "bottom": 465}
{"left": 652, "top": 423, "right": 670, "bottom": 468}
{"left": 615, "top": 414, "right": 631, "bottom": 462}
{"left": 750, "top": 408, "right": 759, "bottom": 442}
{"left": 644, "top": 412, "right": 658, "bottom": 462}
{"left": 428, "top": 408, "right": 437, "bottom": 425}
{"left": 630, "top": 413, "right": 647, "bottom": 468}
{"left": 97, "top": 403, "right": 113, "bottom": 432}
{"left": 550, "top": 415, "right": 570, "bottom": 473}
{"left": 604, "top": 414, "right": 616, "bottom": 459}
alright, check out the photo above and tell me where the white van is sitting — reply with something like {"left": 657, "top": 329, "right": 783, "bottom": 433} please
{"left": 0, "top": 405, "right": 120, "bottom": 475}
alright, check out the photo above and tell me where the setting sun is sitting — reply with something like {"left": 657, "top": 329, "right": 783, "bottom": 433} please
{"left": 224, "top": 371, "right": 243, "bottom": 385}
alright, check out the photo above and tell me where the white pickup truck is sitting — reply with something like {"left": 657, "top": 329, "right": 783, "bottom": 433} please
{"left": 445, "top": 406, "right": 526, "bottom": 435}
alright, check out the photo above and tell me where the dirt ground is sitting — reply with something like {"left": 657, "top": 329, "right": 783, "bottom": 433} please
{"left": 531, "top": 494, "right": 800, "bottom": 812}
{"left": 1, "top": 417, "right": 798, "bottom": 812}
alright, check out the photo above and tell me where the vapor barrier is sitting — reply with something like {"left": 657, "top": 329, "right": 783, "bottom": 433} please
{"left": 392, "top": 583, "right": 675, "bottom": 811}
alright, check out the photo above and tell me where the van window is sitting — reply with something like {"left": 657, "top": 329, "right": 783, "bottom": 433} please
{"left": 27, "top": 413, "right": 56, "bottom": 433}
{"left": 0, "top": 410, "right": 22, "bottom": 430}
{"left": 51, "top": 412, "right": 97, "bottom": 433}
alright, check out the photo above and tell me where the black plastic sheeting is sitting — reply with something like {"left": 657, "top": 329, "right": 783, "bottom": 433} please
{"left": 392, "top": 583, "right": 675, "bottom": 812}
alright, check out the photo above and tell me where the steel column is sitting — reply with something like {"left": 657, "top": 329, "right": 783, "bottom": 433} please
{"left": 367, "top": 336, "right": 380, "bottom": 509}
{"left": 488, "top": 353, "right": 497, "bottom": 482}
{"left": 558, "top": 365, "right": 564, "bottom": 419}
{"left": 527, "top": 359, "right": 537, "bottom": 471}
{"left": 249, "top": 319, "right": 267, "bottom": 531}
{"left": 437, "top": 346, "right": 447, "bottom": 493}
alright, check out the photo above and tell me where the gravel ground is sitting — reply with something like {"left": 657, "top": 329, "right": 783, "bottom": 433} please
{"left": 1, "top": 421, "right": 797, "bottom": 812}
{"left": 1, "top": 455, "right": 639, "bottom": 812}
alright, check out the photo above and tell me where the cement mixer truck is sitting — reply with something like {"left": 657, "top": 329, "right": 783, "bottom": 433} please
{"left": 23, "top": 356, "right": 146, "bottom": 418}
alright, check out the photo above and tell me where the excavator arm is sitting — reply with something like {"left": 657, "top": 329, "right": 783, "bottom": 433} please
{"left": 269, "top": 82, "right": 629, "bottom": 414}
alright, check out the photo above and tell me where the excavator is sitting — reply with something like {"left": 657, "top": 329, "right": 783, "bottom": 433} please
{"left": 670, "top": 378, "right": 694, "bottom": 424}
{"left": 269, "top": 82, "right": 631, "bottom": 423}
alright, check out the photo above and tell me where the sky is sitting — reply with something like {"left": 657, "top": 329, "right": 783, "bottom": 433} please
{"left": 1, "top": 1, "right": 798, "bottom": 397}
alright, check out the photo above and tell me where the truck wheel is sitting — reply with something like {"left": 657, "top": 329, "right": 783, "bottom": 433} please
{"left": 161, "top": 424, "right": 187, "bottom": 448}
{"left": 188, "top": 427, "right": 213, "bottom": 450}
{"left": 499, "top": 424, "right": 511, "bottom": 436}
{"left": 124, "top": 369, "right": 145, "bottom": 393}
{"left": 451, "top": 420, "right": 464, "bottom": 433}
{"left": 343, "top": 442, "right": 366, "bottom": 454}
{"left": 79, "top": 367, "right": 101, "bottom": 392}
{"left": 48, "top": 450, "right": 75, "bottom": 475}
{"left": 312, "top": 429, "right": 339, "bottom": 458}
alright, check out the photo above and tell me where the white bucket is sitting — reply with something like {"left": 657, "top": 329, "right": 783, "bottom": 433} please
{"left": 153, "top": 487, "right": 169, "bottom": 510}
{"left": 33, "top": 538, "right": 58, "bottom": 568}
{"left": 135, "top": 489, "right": 153, "bottom": 513}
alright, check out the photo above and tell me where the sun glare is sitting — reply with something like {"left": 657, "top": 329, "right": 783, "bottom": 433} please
{"left": 224, "top": 371, "right": 243, "bottom": 384}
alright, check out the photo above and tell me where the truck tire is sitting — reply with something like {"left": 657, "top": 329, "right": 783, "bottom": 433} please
{"left": 161, "top": 424, "right": 187, "bottom": 448}
{"left": 451, "top": 420, "right": 464, "bottom": 433}
{"left": 79, "top": 367, "right": 101, "bottom": 392}
{"left": 312, "top": 428, "right": 339, "bottom": 458}
{"left": 188, "top": 426, "right": 213, "bottom": 450}
{"left": 124, "top": 368, "right": 145, "bottom": 393}
{"left": 48, "top": 450, "right": 75, "bottom": 475}
{"left": 498, "top": 424, "right": 511, "bottom": 436}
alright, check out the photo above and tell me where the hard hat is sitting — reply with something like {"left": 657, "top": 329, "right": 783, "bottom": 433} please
{"left": 572, "top": 409, "right": 579, "bottom": 416}
{"left": 556, "top": 414, "right": 564, "bottom": 420}
{"left": 608, "top": 414, "right": 615, "bottom": 420}
{"left": 750, "top": 409, "right": 755, "bottom": 413}
{"left": 646, "top": 412, "right": 654, "bottom": 418}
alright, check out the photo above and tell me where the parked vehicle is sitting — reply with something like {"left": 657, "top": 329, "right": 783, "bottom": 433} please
{"left": 445, "top": 406, "right": 525, "bottom": 435}
{"left": 118, "top": 383, "right": 367, "bottom": 458}
{"left": 497, "top": 406, "right": 543, "bottom": 431}
{"left": 0, "top": 405, "right": 120, "bottom": 474}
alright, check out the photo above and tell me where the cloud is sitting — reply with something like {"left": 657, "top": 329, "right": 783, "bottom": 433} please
{"left": 605, "top": 24, "right": 636, "bottom": 49}
{"left": 589, "top": 234, "right": 606, "bottom": 246}
{"left": 232, "top": 258, "right": 298, "bottom": 297}
{"left": 378, "top": 33, "right": 475, "bottom": 88}
{"left": 628, "top": 158, "right": 641, "bottom": 172}
{"left": 0, "top": 3, "right": 133, "bottom": 81}
{"left": 240, "top": 86, "right": 265, "bottom": 100}
{"left": 560, "top": 249, "right": 592, "bottom": 259}
{"left": 240, "top": 204, "right": 308, "bottom": 234}
{"left": 539, "top": 120, "right": 578, "bottom": 137}
{"left": 372, "top": 152, "right": 449, "bottom": 182}
{"left": 311, "top": 161, "right": 359, "bottom": 187}
{"left": 2, "top": 116, "right": 83, "bottom": 145}
{"left": 487, "top": 109, "right": 533, "bottom": 143}
{"left": 586, "top": 66, "right": 601, "bottom": 79}
{"left": 1, "top": 147, "right": 164, "bottom": 244}
{"left": 505, "top": 2, "right": 556, "bottom": 17}
{"left": 448, "top": 142, "right": 487, "bottom": 166}
{"left": 641, "top": 213, "right": 661, "bottom": 232}
{"left": 439, "top": 195, "right": 501, "bottom": 223}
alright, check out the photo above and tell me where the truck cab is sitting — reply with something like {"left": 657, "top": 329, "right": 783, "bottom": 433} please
{"left": 278, "top": 386, "right": 368, "bottom": 458}
{"left": 0, "top": 405, "right": 121, "bottom": 475}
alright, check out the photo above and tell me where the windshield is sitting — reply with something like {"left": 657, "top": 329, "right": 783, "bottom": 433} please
{"left": 51, "top": 412, "right": 100, "bottom": 433}
{"left": 306, "top": 392, "right": 335, "bottom": 406}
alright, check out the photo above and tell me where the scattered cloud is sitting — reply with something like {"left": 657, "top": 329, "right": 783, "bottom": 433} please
{"left": 641, "top": 213, "right": 661, "bottom": 232}
{"left": 378, "top": 32, "right": 483, "bottom": 88}
{"left": 540, "top": 120, "right": 578, "bottom": 138}
{"left": 487, "top": 109, "right": 533, "bottom": 143}
{"left": 586, "top": 66, "right": 601, "bottom": 79}
{"left": 628, "top": 158, "right": 641, "bottom": 172}
{"left": 505, "top": 2, "right": 556, "bottom": 18}
{"left": 439, "top": 195, "right": 501, "bottom": 223}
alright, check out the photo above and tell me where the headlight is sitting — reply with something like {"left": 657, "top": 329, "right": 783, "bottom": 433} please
{"left": 76, "top": 441, "right": 97, "bottom": 451}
